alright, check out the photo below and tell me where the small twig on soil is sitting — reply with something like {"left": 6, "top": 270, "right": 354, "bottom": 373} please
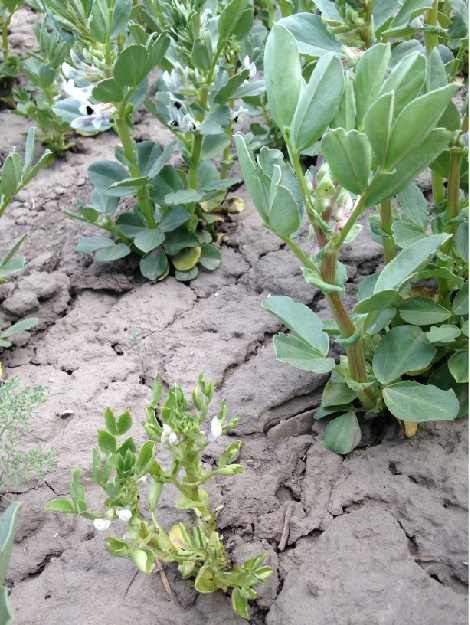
{"left": 278, "top": 502, "right": 294, "bottom": 551}
{"left": 155, "top": 558, "right": 174, "bottom": 600}
{"left": 410, "top": 555, "right": 438, "bottom": 562}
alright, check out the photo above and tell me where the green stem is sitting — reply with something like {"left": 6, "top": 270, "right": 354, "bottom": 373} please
{"left": 423, "top": 0, "right": 439, "bottom": 54}
{"left": 379, "top": 199, "right": 396, "bottom": 264}
{"left": 446, "top": 149, "right": 463, "bottom": 224}
{"left": 189, "top": 85, "right": 209, "bottom": 192}
{"left": 114, "top": 115, "right": 155, "bottom": 228}
{"left": 361, "top": 0, "right": 375, "bottom": 49}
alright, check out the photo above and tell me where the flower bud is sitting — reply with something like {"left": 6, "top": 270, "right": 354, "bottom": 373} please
{"left": 208, "top": 417, "right": 222, "bottom": 442}
{"left": 93, "top": 518, "right": 111, "bottom": 531}
{"left": 116, "top": 509, "right": 132, "bottom": 522}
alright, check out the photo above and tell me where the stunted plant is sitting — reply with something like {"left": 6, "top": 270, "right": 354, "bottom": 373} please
{"left": 46, "top": 375, "right": 272, "bottom": 620}
{"left": 0, "top": 127, "right": 50, "bottom": 345}
{"left": 236, "top": 22, "right": 468, "bottom": 453}
{"left": 42, "top": 0, "right": 266, "bottom": 281}
{"left": 0, "top": 376, "right": 55, "bottom": 492}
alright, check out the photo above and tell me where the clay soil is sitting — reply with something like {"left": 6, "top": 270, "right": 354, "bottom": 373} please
{"left": 1, "top": 8, "right": 468, "bottom": 625}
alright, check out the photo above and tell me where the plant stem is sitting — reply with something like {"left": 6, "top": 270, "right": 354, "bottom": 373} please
{"left": 379, "top": 199, "right": 396, "bottom": 264}
{"left": 115, "top": 115, "right": 155, "bottom": 228}
{"left": 189, "top": 85, "right": 209, "bottom": 192}
{"left": 361, "top": 0, "right": 375, "bottom": 49}
{"left": 423, "top": 0, "right": 439, "bottom": 54}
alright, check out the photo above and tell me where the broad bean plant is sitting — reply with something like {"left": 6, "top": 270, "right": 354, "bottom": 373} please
{"left": 46, "top": 375, "right": 272, "bottom": 619}
{"left": 41, "top": 0, "right": 266, "bottom": 281}
{"left": 0, "top": 127, "right": 50, "bottom": 345}
{"left": 0, "top": 501, "right": 21, "bottom": 625}
{"left": 236, "top": 18, "right": 468, "bottom": 453}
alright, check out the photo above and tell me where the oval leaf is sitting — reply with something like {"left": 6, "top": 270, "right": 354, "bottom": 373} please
{"left": 324, "top": 412, "right": 362, "bottom": 454}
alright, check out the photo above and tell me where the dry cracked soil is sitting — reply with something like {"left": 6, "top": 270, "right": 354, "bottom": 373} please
{"left": 0, "top": 8, "right": 468, "bottom": 625}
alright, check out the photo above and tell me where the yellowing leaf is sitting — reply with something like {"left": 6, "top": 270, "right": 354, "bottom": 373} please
{"left": 172, "top": 246, "right": 201, "bottom": 271}
{"left": 169, "top": 526, "right": 188, "bottom": 551}
{"left": 158, "top": 265, "right": 170, "bottom": 281}
{"left": 402, "top": 420, "right": 418, "bottom": 437}
{"left": 407, "top": 286, "right": 438, "bottom": 302}
{"left": 224, "top": 196, "right": 245, "bottom": 213}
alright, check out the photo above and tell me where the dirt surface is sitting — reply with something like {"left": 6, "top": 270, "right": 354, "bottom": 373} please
{"left": 1, "top": 8, "right": 468, "bottom": 625}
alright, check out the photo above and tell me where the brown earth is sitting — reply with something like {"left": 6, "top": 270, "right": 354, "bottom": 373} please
{"left": 0, "top": 8, "right": 468, "bottom": 625}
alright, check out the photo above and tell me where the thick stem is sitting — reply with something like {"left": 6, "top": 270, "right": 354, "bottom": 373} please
{"left": 115, "top": 115, "right": 155, "bottom": 228}
{"left": 446, "top": 149, "right": 463, "bottom": 224}
{"left": 423, "top": 0, "right": 439, "bottom": 54}
{"left": 189, "top": 85, "right": 209, "bottom": 192}
{"left": 379, "top": 199, "right": 396, "bottom": 264}
{"left": 361, "top": 0, "right": 374, "bottom": 49}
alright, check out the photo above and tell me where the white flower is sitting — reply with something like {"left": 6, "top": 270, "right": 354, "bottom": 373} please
{"left": 93, "top": 518, "right": 111, "bottom": 531}
{"left": 138, "top": 476, "right": 147, "bottom": 485}
{"left": 161, "top": 424, "right": 172, "bottom": 445}
{"left": 62, "top": 79, "right": 93, "bottom": 102}
{"left": 208, "top": 417, "right": 222, "bottom": 442}
{"left": 181, "top": 113, "right": 199, "bottom": 133}
{"left": 163, "top": 63, "right": 186, "bottom": 93}
{"left": 116, "top": 509, "right": 133, "bottom": 522}
{"left": 241, "top": 56, "right": 257, "bottom": 80}
{"left": 71, "top": 102, "right": 115, "bottom": 133}
{"left": 168, "top": 432, "right": 178, "bottom": 446}
{"left": 410, "top": 15, "right": 424, "bottom": 29}
{"left": 231, "top": 105, "right": 249, "bottom": 124}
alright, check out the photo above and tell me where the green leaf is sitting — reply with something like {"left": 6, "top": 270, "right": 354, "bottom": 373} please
{"left": 399, "top": 297, "right": 451, "bottom": 325}
{"left": 148, "top": 479, "right": 163, "bottom": 511}
{"left": 164, "top": 229, "right": 200, "bottom": 255}
{"left": 116, "top": 212, "right": 145, "bottom": 236}
{"left": 454, "top": 221, "right": 468, "bottom": 262}
{"left": 139, "top": 248, "right": 167, "bottom": 280}
{"left": 321, "top": 129, "right": 371, "bottom": 195}
{"left": 372, "top": 326, "right": 436, "bottom": 384}
{"left": 332, "top": 71, "right": 356, "bottom": 131}
{"left": 200, "top": 134, "right": 231, "bottom": 161}
{"left": 92, "top": 78, "right": 124, "bottom": 103}
{"left": 234, "top": 134, "right": 268, "bottom": 222}
{"left": 218, "top": 0, "right": 249, "bottom": 38}
{"left": 264, "top": 24, "right": 302, "bottom": 133}
{"left": 1, "top": 318, "right": 38, "bottom": 338}
{"left": 426, "top": 325, "right": 461, "bottom": 343}
{"left": 214, "top": 70, "right": 250, "bottom": 105}
{"left": 44, "top": 499, "right": 76, "bottom": 514}
{"left": 231, "top": 588, "right": 249, "bottom": 620}
{"left": 88, "top": 160, "right": 128, "bottom": 195}
{"left": 0, "top": 502, "right": 21, "bottom": 586}
{"left": 198, "top": 244, "right": 221, "bottom": 271}
{"left": 273, "top": 333, "right": 335, "bottom": 373}
{"left": 89, "top": 0, "right": 109, "bottom": 43}
{"left": 104, "top": 407, "right": 116, "bottom": 434}
{"left": 175, "top": 267, "right": 198, "bottom": 282}
{"left": 116, "top": 410, "right": 132, "bottom": 436}
{"left": 324, "top": 412, "right": 362, "bottom": 454}
{"left": 165, "top": 190, "right": 203, "bottom": 205}
{"left": 114, "top": 45, "right": 148, "bottom": 88}
{"left": 392, "top": 221, "right": 426, "bottom": 248}
{"left": 367, "top": 307, "right": 397, "bottom": 335}
{"left": 364, "top": 92, "right": 394, "bottom": 166}
{"left": 383, "top": 381, "right": 459, "bottom": 422}
{"left": 97, "top": 430, "right": 117, "bottom": 455}
{"left": 426, "top": 47, "right": 448, "bottom": 92}
{"left": 453, "top": 283, "right": 468, "bottom": 316}
{"left": 448, "top": 351, "right": 468, "bottom": 383}
{"left": 303, "top": 267, "right": 343, "bottom": 293}
{"left": 385, "top": 85, "right": 460, "bottom": 170}
{"left": 366, "top": 128, "right": 453, "bottom": 206}
{"left": 322, "top": 378, "right": 357, "bottom": 407}
{"left": 136, "top": 440, "right": 155, "bottom": 475}
{"left": 396, "top": 184, "right": 428, "bottom": 229}
{"left": 269, "top": 184, "right": 301, "bottom": 238}
{"left": 277, "top": 13, "right": 342, "bottom": 58}
{"left": 262, "top": 296, "right": 329, "bottom": 355}
{"left": 378, "top": 51, "right": 426, "bottom": 115}
{"left": 159, "top": 206, "right": 190, "bottom": 232}
{"left": 96, "top": 243, "right": 131, "bottom": 262}
{"left": 355, "top": 43, "right": 391, "bottom": 130}
{"left": 105, "top": 537, "right": 129, "bottom": 558}
{"left": 1, "top": 153, "right": 20, "bottom": 198}
{"left": 110, "top": 0, "right": 132, "bottom": 38}
{"left": 75, "top": 237, "right": 115, "bottom": 254}
{"left": 355, "top": 290, "right": 398, "bottom": 315}
{"left": 374, "top": 234, "right": 450, "bottom": 293}
{"left": 0, "top": 257, "right": 24, "bottom": 280}
{"left": 290, "top": 52, "right": 344, "bottom": 153}
{"left": 130, "top": 549, "right": 155, "bottom": 573}
{"left": 133, "top": 230, "right": 165, "bottom": 254}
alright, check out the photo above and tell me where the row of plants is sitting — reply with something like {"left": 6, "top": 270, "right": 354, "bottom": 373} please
{"left": 0, "top": 0, "right": 468, "bottom": 622}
